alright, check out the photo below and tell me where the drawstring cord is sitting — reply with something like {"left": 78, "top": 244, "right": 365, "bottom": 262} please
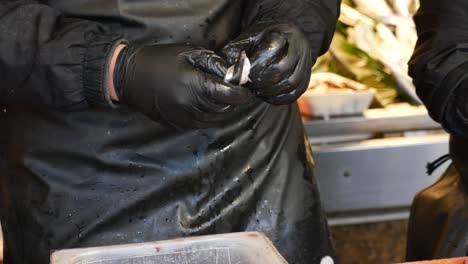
{"left": 426, "top": 154, "right": 451, "bottom": 175}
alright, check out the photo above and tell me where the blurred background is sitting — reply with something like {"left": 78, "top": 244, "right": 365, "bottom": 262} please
{"left": 297, "top": 0, "right": 449, "bottom": 263}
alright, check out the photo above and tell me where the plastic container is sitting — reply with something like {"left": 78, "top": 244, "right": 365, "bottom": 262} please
{"left": 301, "top": 72, "right": 376, "bottom": 119}
{"left": 50, "top": 232, "right": 287, "bottom": 264}
{"left": 302, "top": 90, "right": 375, "bottom": 118}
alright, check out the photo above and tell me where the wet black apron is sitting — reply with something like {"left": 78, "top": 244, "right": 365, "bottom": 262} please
{"left": 0, "top": 1, "right": 335, "bottom": 263}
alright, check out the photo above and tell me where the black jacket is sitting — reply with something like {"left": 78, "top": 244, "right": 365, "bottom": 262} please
{"left": 410, "top": 0, "right": 468, "bottom": 136}
{"left": 0, "top": 0, "right": 338, "bottom": 109}
{"left": 408, "top": 1, "right": 468, "bottom": 260}
{"left": 0, "top": 1, "right": 339, "bottom": 263}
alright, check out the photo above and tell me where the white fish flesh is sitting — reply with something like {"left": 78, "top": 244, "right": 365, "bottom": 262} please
{"left": 224, "top": 51, "right": 251, "bottom": 86}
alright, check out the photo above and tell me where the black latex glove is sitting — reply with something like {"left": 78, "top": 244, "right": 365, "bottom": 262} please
{"left": 222, "top": 21, "right": 313, "bottom": 105}
{"left": 114, "top": 44, "right": 253, "bottom": 129}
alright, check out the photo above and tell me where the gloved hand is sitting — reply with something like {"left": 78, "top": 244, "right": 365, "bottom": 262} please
{"left": 114, "top": 44, "right": 253, "bottom": 129}
{"left": 222, "top": 21, "right": 313, "bottom": 105}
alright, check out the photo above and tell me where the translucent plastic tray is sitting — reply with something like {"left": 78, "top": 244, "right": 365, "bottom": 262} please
{"left": 50, "top": 232, "right": 287, "bottom": 264}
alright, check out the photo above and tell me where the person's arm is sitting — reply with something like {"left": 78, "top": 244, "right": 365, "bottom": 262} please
{"left": 409, "top": 0, "right": 468, "bottom": 135}
{"left": 0, "top": 0, "right": 126, "bottom": 110}
{"left": 242, "top": 0, "right": 340, "bottom": 59}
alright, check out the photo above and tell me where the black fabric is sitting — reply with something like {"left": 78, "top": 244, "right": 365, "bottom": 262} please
{"left": 409, "top": 0, "right": 468, "bottom": 136}
{"left": 0, "top": 105, "right": 336, "bottom": 264}
{"left": 407, "top": 1, "right": 468, "bottom": 259}
{"left": 243, "top": 0, "right": 340, "bottom": 58}
{"left": 0, "top": 0, "right": 339, "bottom": 111}
{"left": 0, "top": 0, "right": 339, "bottom": 263}
{"left": 0, "top": 0, "right": 125, "bottom": 110}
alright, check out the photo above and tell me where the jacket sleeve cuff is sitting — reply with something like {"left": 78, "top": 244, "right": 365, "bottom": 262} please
{"left": 243, "top": 1, "right": 339, "bottom": 57}
{"left": 83, "top": 34, "right": 128, "bottom": 108}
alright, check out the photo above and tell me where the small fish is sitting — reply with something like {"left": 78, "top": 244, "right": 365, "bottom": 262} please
{"left": 380, "top": 60, "right": 422, "bottom": 104}
{"left": 339, "top": 4, "right": 375, "bottom": 27}
{"left": 224, "top": 51, "right": 251, "bottom": 86}
{"left": 388, "top": 0, "right": 412, "bottom": 16}
{"left": 347, "top": 22, "right": 421, "bottom": 104}
{"left": 409, "top": 0, "right": 420, "bottom": 14}
{"left": 353, "top": 0, "right": 393, "bottom": 20}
